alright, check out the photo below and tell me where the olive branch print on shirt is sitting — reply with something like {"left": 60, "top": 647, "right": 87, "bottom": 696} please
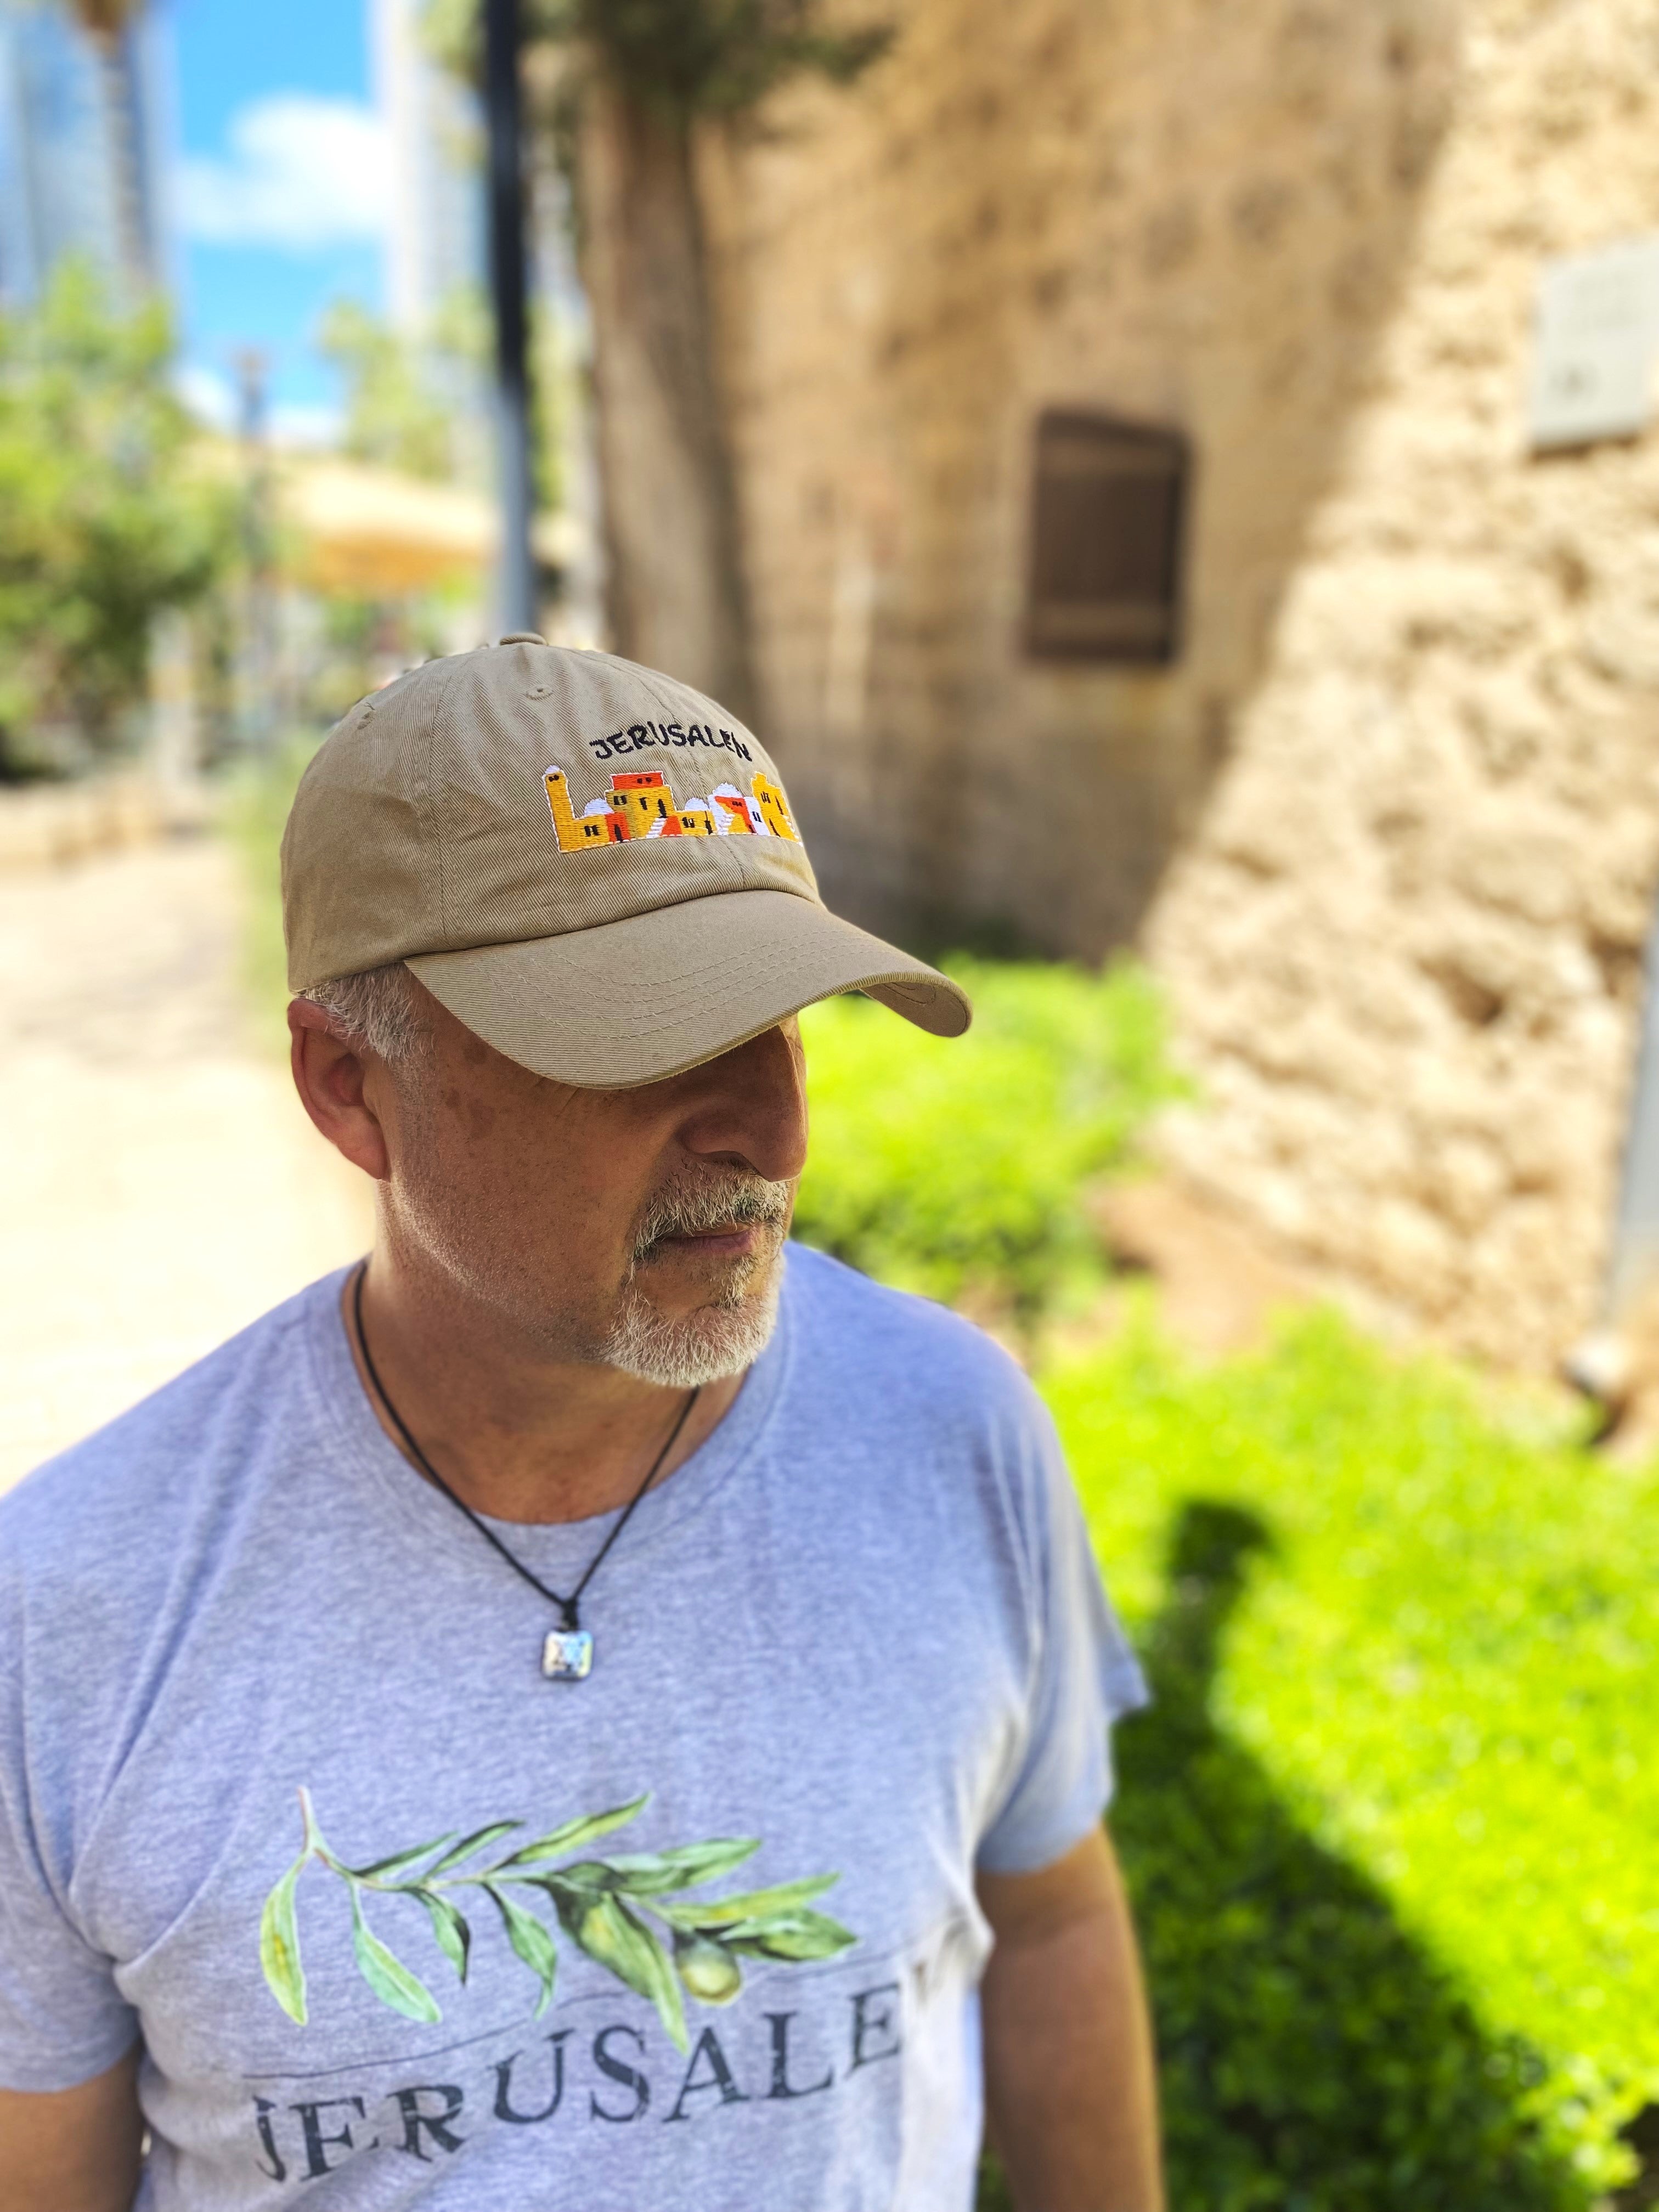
{"left": 258, "top": 1788, "right": 855, "bottom": 2054}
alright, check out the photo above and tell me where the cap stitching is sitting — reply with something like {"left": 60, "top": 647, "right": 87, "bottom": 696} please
{"left": 394, "top": 874, "right": 820, "bottom": 963}
{"left": 412, "top": 917, "right": 957, "bottom": 1042}
{"left": 558, "top": 659, "right": 815, "bottom": 902}
{"left": 461, "top": 939, "right": 827, "bottom": 1029}
{"left": 545, "top": 966, "right": 951, "bottom": 1045}
{"left": 624, "top": 670, "right": 804, "bottom": 899}
{"left": 415, "top": 916, "right": 879, "bottom": 1003}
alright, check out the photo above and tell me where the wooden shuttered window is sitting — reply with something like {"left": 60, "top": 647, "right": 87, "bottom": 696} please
{"left": 1025, "top": 409, "right": 1190, "bottom": 664}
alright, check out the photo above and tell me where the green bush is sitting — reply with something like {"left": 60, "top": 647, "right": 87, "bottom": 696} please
{"left": 794, "top": 961, "right": 1184, "bottom": 1325}
{"left": 1043, "top": 1306, "right": 1659, "bottom": 2208}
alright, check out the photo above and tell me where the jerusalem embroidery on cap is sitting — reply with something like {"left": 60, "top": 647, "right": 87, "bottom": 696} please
{"left": 543, "top": 765, "right": 801, "bottom": 853}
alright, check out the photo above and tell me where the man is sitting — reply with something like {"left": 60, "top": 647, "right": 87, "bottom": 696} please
{"left": 0, "top": 640, "right": 1161, "bottom": 2211}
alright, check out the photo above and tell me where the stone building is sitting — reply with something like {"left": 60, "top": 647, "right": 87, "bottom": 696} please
{"left": 698, "top": 0, "right": 1659, "bottom": 1369}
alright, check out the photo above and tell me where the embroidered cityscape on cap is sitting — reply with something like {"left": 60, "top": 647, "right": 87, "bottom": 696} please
{"left": 544, "top": 765, "right": 802, "bottom": 853}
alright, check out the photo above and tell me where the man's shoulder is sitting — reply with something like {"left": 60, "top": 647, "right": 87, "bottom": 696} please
{"left": 0, "top": 1273, "right": 341, "bottom": 1578}
{"left": 782, "top": 1242, "right": 1039, "bottom": 1423}
{"left": 780, "top": 1246, "right": 1075, "bottom": 1603}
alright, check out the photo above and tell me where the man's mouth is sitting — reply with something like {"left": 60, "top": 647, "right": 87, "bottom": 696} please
{"left": 645, "top": 1221, "right": 764, "bottom": 1263}
{"left": 628, "top": 1176, "right": 792, "bottom": 1272}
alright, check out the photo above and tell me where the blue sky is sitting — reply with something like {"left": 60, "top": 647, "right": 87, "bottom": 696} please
{"left": 171, "top": 0, "right": 386, "bottom": 438}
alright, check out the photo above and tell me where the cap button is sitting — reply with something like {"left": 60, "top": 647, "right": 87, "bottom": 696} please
{"left": 496, "top": 631, "right": 546, "bottom": 646}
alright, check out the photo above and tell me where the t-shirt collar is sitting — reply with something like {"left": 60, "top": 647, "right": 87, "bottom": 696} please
{"left": 298, "top": 1248, "right": 796, "bottom": 1575}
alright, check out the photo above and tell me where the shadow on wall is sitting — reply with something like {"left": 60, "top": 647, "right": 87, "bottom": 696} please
{"left": 978, "top": 1500, "right": 1581, "bottom": 2212}
{"left": 719, "top": 0, "right": 1465, "bottom": 957}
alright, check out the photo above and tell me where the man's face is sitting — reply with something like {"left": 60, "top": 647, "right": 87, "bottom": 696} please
{"left": 368, "top": 979, "right": 808, "bottom": 1385}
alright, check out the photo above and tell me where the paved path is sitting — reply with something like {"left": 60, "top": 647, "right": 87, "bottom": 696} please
{"left": 0, "top": 834, "right": 372, "bottom": 1492}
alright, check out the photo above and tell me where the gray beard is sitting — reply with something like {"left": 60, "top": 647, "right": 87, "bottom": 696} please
{"left": 601, "top": 1249, "right": 785, "bottom": 1388}
{"left": 600, "top": 1169, "right": 792, "bottom": 1386}
{"left": 381, "top": 1094, "right": 791, "bottom": 1383}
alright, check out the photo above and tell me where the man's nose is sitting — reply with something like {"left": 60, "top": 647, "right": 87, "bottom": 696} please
{"left": 674, "top": 1023, "right": 809, "bottom": 1185}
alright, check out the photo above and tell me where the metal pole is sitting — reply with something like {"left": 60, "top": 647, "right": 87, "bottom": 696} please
{"left": 484, "top": 0, "right": 536, "bottom": 634}
{"left": 1564, "top": 878, "right": 1659, "bottom": 1421}
{"left": 1605, "top": 886, "right": 1659, "bottom": 1322}
{"left": 232, "top": 346, "right": 275, "bottom": 752}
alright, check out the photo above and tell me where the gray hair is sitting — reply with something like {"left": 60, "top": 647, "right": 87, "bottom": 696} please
{"left": 295, "top": 962, "right": 426, "bottom": 1063}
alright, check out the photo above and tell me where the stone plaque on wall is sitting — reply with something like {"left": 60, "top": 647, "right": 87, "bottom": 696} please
{"left": 1528, "top": 235, "right": 1659, "bottom": 451}
{"left": 1025, "top": 410, "right": 1189, "bottom": 663}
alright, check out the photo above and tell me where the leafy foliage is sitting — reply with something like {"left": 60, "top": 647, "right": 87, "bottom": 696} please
{"left": 1046, "top": 1307, "right": 1659, "bottom": 2205}
{"left": 259, "top": 1788, "right": 853, "bottom": 2049}
{"left": 424, "top": 0, "right": 892, "bottom": 120}
{"left": 316, "top": 288, "right": 569, "bottom": 511}
{"left": 317, "top": 299, "right": 473, "bottom": 484}
{"left": 0, "top": 261, "right": 231, "bottom": 771}
{"left": 793, "top": 960, "right": 1185, "bottom": 1325}
{"left": 975, "top": 2151, "right": 1014, "bottom": 2212}
{"left": 534, "top": 0, "right": 891, "bottom": 117}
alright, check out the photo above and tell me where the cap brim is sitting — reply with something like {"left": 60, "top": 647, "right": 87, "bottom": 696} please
{"left": 405, "top": 888, "right": 972, "bottom": 1087}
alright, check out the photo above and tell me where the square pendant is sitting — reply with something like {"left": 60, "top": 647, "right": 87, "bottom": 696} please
{"left": 543, "top": 1628, "right": 594, "bottom": 1680}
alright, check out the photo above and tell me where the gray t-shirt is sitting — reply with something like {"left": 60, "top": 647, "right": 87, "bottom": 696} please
{"left": 0, "top": 1244, "right": 1144, "bottom": 2210}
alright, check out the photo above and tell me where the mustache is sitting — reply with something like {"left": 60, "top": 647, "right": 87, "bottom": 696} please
{"left": 629, "top": 1173, "right": 793, "bottom": 1264}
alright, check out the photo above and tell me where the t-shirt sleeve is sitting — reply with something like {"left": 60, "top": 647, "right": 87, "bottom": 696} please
{"left": 0, "top": 1579, "right": 139, "bottom": 2090}
{"left": 974, "top": 1400, "right": 1148, "bottom": 1877}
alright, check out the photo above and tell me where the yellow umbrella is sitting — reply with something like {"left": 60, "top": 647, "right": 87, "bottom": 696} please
{"left": 275, "top": 458, "right": 578, "bottom": 598}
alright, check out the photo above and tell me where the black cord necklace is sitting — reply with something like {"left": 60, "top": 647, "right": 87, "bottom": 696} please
{"left": 351, "top": 1262, "right": 699, "bottom": 1681}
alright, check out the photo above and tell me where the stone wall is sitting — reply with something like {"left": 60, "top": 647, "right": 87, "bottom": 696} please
{"left": 702, "top": 0, "right": 1659, "bottom": 1368}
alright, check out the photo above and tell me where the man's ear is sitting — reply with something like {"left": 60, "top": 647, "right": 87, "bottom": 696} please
{"left": 287, "top": 1000, "right": 393, "bottom": 1181}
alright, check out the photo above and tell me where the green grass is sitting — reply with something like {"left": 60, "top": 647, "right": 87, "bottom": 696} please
{"left": 1043, "top": 1304, "right": 1659, "bottom": 2205}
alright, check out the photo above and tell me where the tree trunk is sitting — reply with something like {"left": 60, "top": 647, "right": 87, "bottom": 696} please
{"left": 576, "top": 70, "right": 755, "bottom": 721}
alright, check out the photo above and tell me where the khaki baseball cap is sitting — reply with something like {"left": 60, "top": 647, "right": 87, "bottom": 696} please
{"left": 281, "top": 637, "right": 972, "bottom": 1087}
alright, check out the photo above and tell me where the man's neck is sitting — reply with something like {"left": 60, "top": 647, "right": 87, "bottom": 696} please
{"left": 340, "top": 1256, "right": 748, "bottom": 1525}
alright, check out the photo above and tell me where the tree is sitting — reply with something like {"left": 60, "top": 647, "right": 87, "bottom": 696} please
{"left": 561, "top": 2, "right": 890, "bottom": 716}
{"left": 0, "top": 263, "right": 232, "bottom": 773}
{"left": 431, "top": 0, "right": 890, "bottom": 716}
{"left": 318, "top": 289, "right": 565, "bottom": 510}
{"left": 317, "top": 300, "right": 473, "bottom": 483}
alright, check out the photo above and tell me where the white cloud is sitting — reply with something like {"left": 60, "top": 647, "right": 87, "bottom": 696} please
{"left": 267, "top": 403, "right": 344, "bottom": 450}
{"left": 174, "top": 360, "right": 238, "bottom": 431}
{"left": 178, "top": 95, "right": 391, "bottom": 252}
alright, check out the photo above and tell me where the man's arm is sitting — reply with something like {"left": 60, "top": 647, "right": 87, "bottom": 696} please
{"left": 0, "top": 2044, "right": 143, "bottom": 2212}
{"left": 978, "top": 1826, "right": 1163, "bottom": 2212}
